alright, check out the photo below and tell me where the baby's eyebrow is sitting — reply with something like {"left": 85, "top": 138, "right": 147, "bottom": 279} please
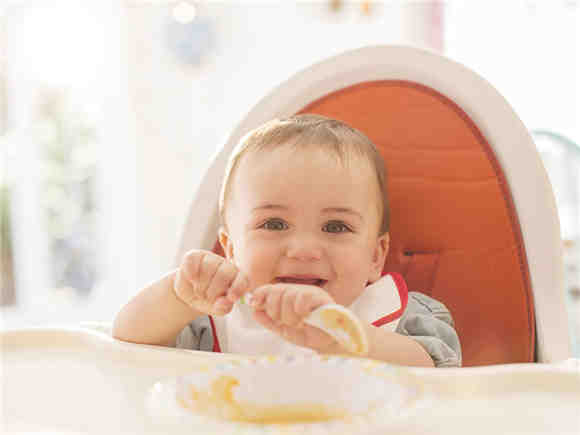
{"left": 251, "top": 204, "right": 363, "bottom": 221}
{"left": 321, "top": 207, "right": 364, "bottom": 221}
{"left": 252, "top": 204, "right": 288, "bottom": 212}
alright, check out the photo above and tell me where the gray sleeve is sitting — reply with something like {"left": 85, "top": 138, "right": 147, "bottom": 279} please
{"left": 175, "top": 315, "right": 215, "bottom": 352}
{"left": 395, "top": 292, "right": 462, "bottom": 368}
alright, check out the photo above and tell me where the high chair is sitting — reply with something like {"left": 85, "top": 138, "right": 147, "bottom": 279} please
{"left": 176, "top": 44, "right": 572, "bottom": 367}
{"left": 3, "top": 46, "right": 578, "bottom": 435}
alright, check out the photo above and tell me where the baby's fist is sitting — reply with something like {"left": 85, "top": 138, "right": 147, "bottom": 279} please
{"left": 250, "top": 284, "right": 336, "bottom": 351}
{"left": 174, "top": 249, "right": 249, "bottom": 316}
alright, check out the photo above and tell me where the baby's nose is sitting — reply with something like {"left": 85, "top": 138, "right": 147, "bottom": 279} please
{"left": 285, "top": 235, "right": 323, "bottom": 261}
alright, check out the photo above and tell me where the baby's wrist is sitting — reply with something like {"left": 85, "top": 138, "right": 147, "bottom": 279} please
{"left": 314, "top": 336, "right": 350, "bottom": 356}
{"left": 316, "top": 344, "right": 351, "bottom": 357}
{"left": 168, "top": 270, "right": 204, "bottom": 320}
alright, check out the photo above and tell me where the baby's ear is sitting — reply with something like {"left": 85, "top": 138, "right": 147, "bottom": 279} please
{"left": 218, "top": 227, "right": 235, "bottom": 261}
{"left": 369, "top": 232, "right": 389, "bottom": 283}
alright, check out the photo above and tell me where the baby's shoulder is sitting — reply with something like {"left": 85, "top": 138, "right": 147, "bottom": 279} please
{"left": 404, "top": 291, "right": 454, "bottom": 326}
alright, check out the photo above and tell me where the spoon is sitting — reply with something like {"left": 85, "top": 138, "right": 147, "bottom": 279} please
{"left": 303, "top": 304, "right": 368, "bottom": 356}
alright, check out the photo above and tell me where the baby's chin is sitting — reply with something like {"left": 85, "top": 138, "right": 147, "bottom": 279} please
{"left": 326, "top": 286, "right": 366, "bottom": 307}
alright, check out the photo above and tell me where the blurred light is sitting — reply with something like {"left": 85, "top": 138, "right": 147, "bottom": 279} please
{"left": 10, "top": 3, "right": 107, "bottom": 90}
{"left": 172, "top": 1, "right": 197, "bottom": 24}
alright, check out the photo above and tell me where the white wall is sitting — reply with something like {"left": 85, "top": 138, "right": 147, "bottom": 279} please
{"left": 3, "top": 1, "right": 130, "bottom": 326}
{"left": 127, "top": 2, "right": 443, "bottom": 293}
{"left": 445, "top": 2, "right": 578, "bottom": 141}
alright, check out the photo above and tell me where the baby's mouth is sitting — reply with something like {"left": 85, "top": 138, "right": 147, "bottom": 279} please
{"left": 276, "top": 277, "right": 328, "bottom": 287}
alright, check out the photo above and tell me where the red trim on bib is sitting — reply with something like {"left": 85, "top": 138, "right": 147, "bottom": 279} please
{"left": 208, "top": 316, "right": 221, "bottom": 353}
{"left": 372, "top": 272, "right": 409, "bottom": 327}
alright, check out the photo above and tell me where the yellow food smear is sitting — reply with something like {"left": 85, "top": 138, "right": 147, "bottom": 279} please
{"left": 320, "top": 309, "right": 365, "bottom": 355}
{"left": 180, "top": 375, "right": 348, "bottom": 424}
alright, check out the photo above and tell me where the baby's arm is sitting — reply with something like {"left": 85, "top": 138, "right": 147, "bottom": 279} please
{"left": 112, "top": 270, "right": 200, "bottom": 347}
{"left": 112, "top": 250, "right": 249, "bottom": 347}
{"left": 355, "top": 325, "right": 434, "bottom": 367}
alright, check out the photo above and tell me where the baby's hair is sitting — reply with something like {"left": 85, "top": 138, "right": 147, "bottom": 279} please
{"left": 219, "top": 114, "right": 389, "bottom": 235}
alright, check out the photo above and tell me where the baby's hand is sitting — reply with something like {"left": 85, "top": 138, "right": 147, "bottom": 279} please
{"left": 174, "top": 249, "right": 250, "bottom": 316}
{"left": 250, "top": 284, "right": 337, "bottom": 352}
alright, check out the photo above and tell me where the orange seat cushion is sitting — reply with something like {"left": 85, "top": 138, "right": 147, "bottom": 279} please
{"left": 296, "top": 81, "right": 535, "bottom": 367}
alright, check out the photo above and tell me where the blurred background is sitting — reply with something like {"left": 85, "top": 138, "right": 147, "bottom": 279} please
{"left": 0, "top": 0, "right": 578, "bottom": 357}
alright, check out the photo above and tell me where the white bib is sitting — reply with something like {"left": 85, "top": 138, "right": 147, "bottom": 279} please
{"left": 210, "top": 273, "right": 408, "bottom": 356}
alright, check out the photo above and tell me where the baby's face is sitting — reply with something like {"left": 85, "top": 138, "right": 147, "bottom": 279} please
{"left": 220, "top": 146, "right": 389, "bottom": 306}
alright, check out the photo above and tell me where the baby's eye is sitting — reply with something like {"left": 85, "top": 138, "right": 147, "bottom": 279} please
{"left": 323, "top": 221, "right": 352, "bottom": 233}
{"left": 261, "top": 219, "right": 288, "bottom": 231}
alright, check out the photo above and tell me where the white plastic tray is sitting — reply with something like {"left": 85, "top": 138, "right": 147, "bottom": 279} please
{"left": 2, "top": 326, "right": 579, "bottom": 434}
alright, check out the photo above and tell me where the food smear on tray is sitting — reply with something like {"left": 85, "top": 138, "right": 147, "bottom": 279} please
{"left": 177, "top": 375, "right": 348, "bottom": 424}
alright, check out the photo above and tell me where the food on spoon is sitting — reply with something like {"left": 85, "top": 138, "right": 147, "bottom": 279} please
{"left": 304, "top": 304, "right": 368, "bottom": 355}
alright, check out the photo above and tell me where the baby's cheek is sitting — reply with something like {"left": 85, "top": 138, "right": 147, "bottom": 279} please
{"left": 331, "top": 249, "right": 374, "bottom": 304}
{"left": 335, "top": 244, "right": 371, "bottom": 273}
{"left": 239, "top": 241, "right": 279, "bottom": 288}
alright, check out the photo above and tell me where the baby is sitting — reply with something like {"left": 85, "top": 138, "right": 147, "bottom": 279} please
{"left": 113, "top": 115, "right": 461, "bottom": 367}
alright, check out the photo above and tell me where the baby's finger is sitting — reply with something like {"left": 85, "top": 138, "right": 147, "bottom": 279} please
{"left": 181, "top": 253, "right": 206, "bottom": 300}
{"left": 264, "top": 287, "right": 284, "bottom": 322}
{"left": 294, "top": 290, "right": 327, "bottom": 317}
{"left": 181, "top": 251, "right": 203, "bottom": 283}
{"left": 213, "top": 296, "right": 234, "bottom": 315}
{"left": 293, "top": 290, "right": 311, "bottom": 318}
{"left": 278, "top": 324, "right": 306, "bottom": 344}
{"left": 174, "top": 267, "right": 199, "bottom": 307}
{"left": 205, "top": 260, "right": 237, "bottom": 303}
{"left": 253, "top": 309, "right": 281, "bottom": 333}
{"left": 249, "top": 285, "right": 270, "bottom": 309}
{"left": 197, "top": 253, "right": 222, "bottom": 296}
{"left": 280, "top": 289, "right": 301, "bottom": 327}
{"left": 226, "top": 271, "right": 250, "bottom": 303}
